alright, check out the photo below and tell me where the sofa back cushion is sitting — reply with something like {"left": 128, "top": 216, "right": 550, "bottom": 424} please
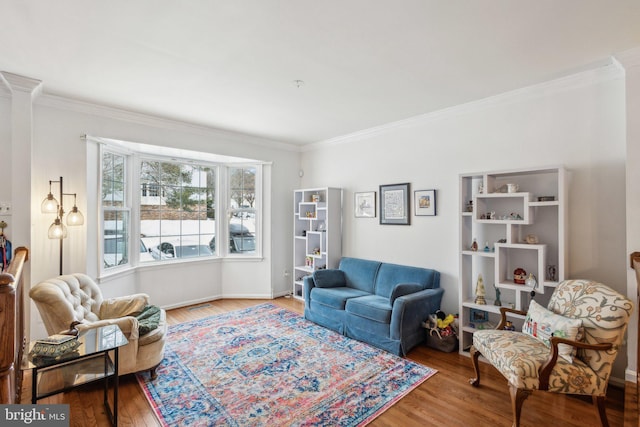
{"left": 338, "top": 257, "right": 381, "bottom": 293}
{"left": 374, "top": 263, "right": 440, "bottom": 299}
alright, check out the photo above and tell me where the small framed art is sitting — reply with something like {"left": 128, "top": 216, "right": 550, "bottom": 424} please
{"left": 414, "top": 189, "right": 436, "bottom": 216}
{"left": 379, "top": 183, "right": 410, "bottom": 225}
{"left": 354, "top": 191, "right": 376, "bottom": 218}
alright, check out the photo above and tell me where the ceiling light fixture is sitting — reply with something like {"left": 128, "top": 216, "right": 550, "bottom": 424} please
{"left": 292, "top": 79, "right": 305, "bottom": 89}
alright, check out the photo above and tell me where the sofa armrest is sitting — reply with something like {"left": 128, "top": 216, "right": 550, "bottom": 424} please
{"left": 303, "top": 275, "right": 315, "bottom": 309}
{"left": 390, "top": 283, "right": 423, "bottom": 304}
{"left": 389, "top": 288, "right": 445, "bottom": 341}
{"left": 99, "top": 293, "right": 150, "bottom": 319}
{"left": 76, "top": 316, "right": 140, "bottom": 341}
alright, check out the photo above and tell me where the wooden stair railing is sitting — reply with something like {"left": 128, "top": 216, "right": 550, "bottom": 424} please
{"left": 0, "top": 247, "right": 29, "bottom": 404}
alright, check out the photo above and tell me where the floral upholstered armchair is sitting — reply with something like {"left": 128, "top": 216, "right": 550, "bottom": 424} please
{"left": 469, "top": 279, "right": 633, "bottom": 427}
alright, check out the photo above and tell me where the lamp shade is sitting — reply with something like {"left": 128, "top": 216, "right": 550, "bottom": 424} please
{"left": 66, "top": 206, "right": 84, "bottom": 226}
{"left": 41, "top": 193, "right": 59, "bottom": 213}
{"left": 48, "top": 218, "right": 67, "bottom": 239}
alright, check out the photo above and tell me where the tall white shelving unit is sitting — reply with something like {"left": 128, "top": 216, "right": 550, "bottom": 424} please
{"left": 458, "top": 166, "right": 567, "bottom": 355}
{"left": 293, "top": 187, "right": 342, "bottom": 300}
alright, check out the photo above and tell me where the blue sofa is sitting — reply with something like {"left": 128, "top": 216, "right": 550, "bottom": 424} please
{"left": 303, "top": 257, "right": 443, "bottom": 356}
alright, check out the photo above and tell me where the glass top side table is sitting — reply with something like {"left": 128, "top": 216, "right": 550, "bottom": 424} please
{"left": 24, "top": 324, "right": 128, "bottom": 426}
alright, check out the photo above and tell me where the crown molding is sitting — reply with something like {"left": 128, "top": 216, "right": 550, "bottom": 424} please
{"left": 305, "top": 61, "right": 624, "bottom": 152}
{"left": 35, "top": 93, "right": 302, "bottom": 153}
{"left": 0, "top": 71, "right": 43, "bottom": 96}
{"left": 614, "top": 46, "right": 640, "bottom": 71}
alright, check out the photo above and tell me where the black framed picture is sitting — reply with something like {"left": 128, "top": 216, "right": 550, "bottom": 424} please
{"left": 379, "top": 183, "right": 410, "bottom": 225}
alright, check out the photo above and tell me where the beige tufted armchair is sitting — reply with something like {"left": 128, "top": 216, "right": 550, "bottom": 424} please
{"left": 29, "top": 273, "right": 166, "bottom": 379}
{"left": 469, "top": 279, "right": 633, "bottom": 427}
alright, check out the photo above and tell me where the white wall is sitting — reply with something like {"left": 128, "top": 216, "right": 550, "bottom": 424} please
{"left": 619, "top": 47, "right": 640, "bottom": 382}
{"left": 300, "top": 64, "right": 630, "bottom": 380}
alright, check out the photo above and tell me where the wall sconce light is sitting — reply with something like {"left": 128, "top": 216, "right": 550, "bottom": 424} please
{"left": 42, "top": 176, "right": 83, "bottom": 274}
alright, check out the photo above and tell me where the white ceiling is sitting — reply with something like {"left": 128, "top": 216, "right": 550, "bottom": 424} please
{"left": 1, "top": 1, "right": 639, "bottom": 145}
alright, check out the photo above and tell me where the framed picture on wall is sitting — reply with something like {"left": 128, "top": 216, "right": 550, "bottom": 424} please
{"left": 414, "top": 189, "right": 436, "bottom": 216}
{"left": 379, "top": 183, "right": 410, "bottom": 225}
{"left": 354, "top": 191, "right": 376, "bottom": 218}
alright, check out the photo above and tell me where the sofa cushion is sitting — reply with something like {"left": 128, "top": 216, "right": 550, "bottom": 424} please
{"left": 345, "top": 295, "right": 392, "bottom": 324}
{"left": 389, "top": 283, "right": 423, "bottom": 304}
{"left": 374, "top": 263, "right": 435, "bottom": 298}
{"left": 473, "top": 329, "right": 599, "bottom": 394}
{"left": 312, "top": 269, "right": 347, "bottom": 288}
{"left": 310, "top": 287, "right": 370, "bottom": 310}
{"left": 339, "top": 257, "right": 381, "bottom": 293}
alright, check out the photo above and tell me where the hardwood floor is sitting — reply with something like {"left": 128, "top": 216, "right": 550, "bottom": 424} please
{"left": 23, "top": 298, "right": 630, "bottom": 426}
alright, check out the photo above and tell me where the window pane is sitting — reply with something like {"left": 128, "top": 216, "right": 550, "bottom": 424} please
{"left": 228, "top": 166, "right": 256, "bottom": 255}
{"left": 141, "top": 160, "right": 217, "bottom": 262}
{"left": 102, "top": 151, "right": 130, "bottom": 270}
{"left": 103, "top": 210, "right": 129, "bottom": 268}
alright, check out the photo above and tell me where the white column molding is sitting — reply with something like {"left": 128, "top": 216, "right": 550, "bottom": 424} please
{"left": 614, "top": 48, "right": 640, "bottom": 383}
{"left": 0, "top": 71, "right": 43, "bottom": 343}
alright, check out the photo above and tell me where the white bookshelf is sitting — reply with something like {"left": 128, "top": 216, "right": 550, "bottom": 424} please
{"left": 458, "top": 166, "right": 567, "bottom": 355}
{"left": 292, "top": 188, "right": 342, "bottom": 300}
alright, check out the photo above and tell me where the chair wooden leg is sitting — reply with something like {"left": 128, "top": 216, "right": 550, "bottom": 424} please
{"left": 592, "top": 395, "right": 609, "bottom": 427}
{"left": 509, "top": 384, "right": 531, "bottom": 427}
{"left": 469, "top": 345, "right": 481, "bottom": 387}
{"left": 149, "top": 365, "right": 158, "bottom": 381}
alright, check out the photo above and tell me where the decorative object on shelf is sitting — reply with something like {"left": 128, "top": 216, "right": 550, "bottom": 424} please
{"left": 474, "top": 274, "right": 486, "bottom": 305}
{"left": 414, "top": 189, "right": 436, "bottom": 216}
{"left": 477, "top": 182, "right": 483, "bottom": 194}
{"left": 526, "top": 273, "right": 540, "bottom": 299}
{"left": 316, "top": 221, "right": 326, "bottom": 232}
{"left": 312, "top": 193, "right": 320, "bottom": 203}
{"left": 506, "top": 183, "right": 519, "bottom": 193}
{"left": 471, "top": 238, "right": 478, "bottom": 252}
{"left": 493, "top": 284, "right": 501, "bottom": 306}
{"left": 546, "top": 265, "right": 557, "bottom": 281}
{"left": 525, "top": 234, "right": 539, "bottom": 244}
{"left": 469, "top": 309, "right": 491, "bottom": 329}
{"left": 313, "top": 248, "right": 320, "bottom": 255}
{"left": 379, "top": 183, "right": 410, "bottom": 225}
{"left": 538, "top": 196, "right": 555, "bottom": 202}
{"left": 513, "top": 267, "right": 527, "bottom": 284}
{"left": 483, "top": 242, "right": 490, "bottom": 252}
{"left": 503, "top": 320, "right": 515, "bottom": 331}
{"left": 466, "top": 201, "right": 473, "bottom": 212}
{"left": 354, "top": 191, "right": 376, "bottom": 218}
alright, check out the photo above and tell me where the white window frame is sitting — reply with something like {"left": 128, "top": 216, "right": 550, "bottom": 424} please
{"left": 97, "top": 139, "right": 263, "bottom": 276}
{"left": 224, "top": 164, "right": 262, "bottom": 258}
{"left": 99, "top": 145, "right": 133, "bottom": 276}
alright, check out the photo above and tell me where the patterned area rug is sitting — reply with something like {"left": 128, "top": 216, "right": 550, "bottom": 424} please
{"left": 136, "top": 303, "right": 436, "bottom": 426}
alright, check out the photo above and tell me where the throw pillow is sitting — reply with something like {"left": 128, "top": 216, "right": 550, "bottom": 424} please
{"left": 522, "top": 300, "right": 583, "bottom": 362}
{"left": 389, "top": 283, "right": 423, "bottom": 304}
{"left": 313, "top": 269, "right": 346, "bottom": 288}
